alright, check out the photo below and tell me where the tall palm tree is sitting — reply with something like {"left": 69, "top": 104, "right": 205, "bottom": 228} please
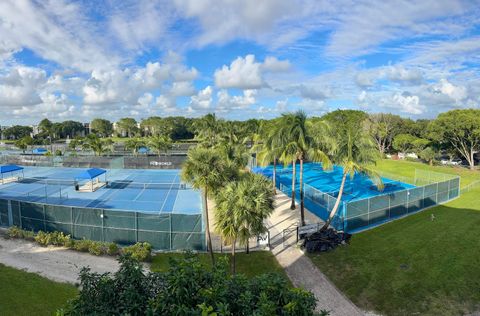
{"left": 321, "top": 121, "right": 383, "bottom": 230}
{"left": 252, "top": 121, "right": 283, "bottom": 194}
{"left": 125, "top": 138, "right": 145, "bottom": 156}
{"left": 148, "top": 135, "right": 172, "bottom": 157}
{"left": 276, "top": 111, "right": 331, "bottom": 225}
{"left": 181, "top": 147, "right": 238, "bottom": 265}
{"left": 193, "top": 113, "right": 223, "bottom": 147}
{"left": 214, "top": 173, "right": 274, "bottom": 274}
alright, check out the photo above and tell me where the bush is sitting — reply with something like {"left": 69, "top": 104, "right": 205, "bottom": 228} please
{"left": 34, "top": 231, "right": 71, "bottom": 247}
{"left": 106, "top": 242, "right": 119, "bottom": 256}
{"left": 122, "top": 242, "right": 152, "bottom": 262}
{"left": 7, "top": 226, "right": 24, "bottom": 238}
{"left": 74, "top": 239, "right": 93, "bottom": 252}
{"left": 22, "top": 229, "right": 36, "bottom": 241}
{"left": 88, "top": 241, "right": 106, "bottom": 256}
{"left": 60, "top": 253, "right": 324, "bottom": 315}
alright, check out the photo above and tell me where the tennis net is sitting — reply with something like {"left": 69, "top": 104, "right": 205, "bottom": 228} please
{"left": 107, "top": 181, "right": 189, "bottom": 190}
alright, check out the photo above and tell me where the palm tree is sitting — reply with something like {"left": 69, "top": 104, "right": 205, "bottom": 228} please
{"left": 82, "top": 134, "right": 113, "bottom": 156}
{"left": 321, "top": 121, "right": 383, "bottom": 230}
{"left": 148, "top": 135, "right": 172, "bottom": 157}
{"left": 276, "top": 111, "right": 331, "bottom": 225}
{"left": 181, "top": 147, "right": 238, "bottom": 265}
{"left": 215, "top": 173, "right": 274, "bottom": 274}
{"left": 125, "top": 138, "right": 145, "bottom": 156}
{"left": 252, "top": 121, "right": 282, "bottom": 194}
{"left": 193, "top": 113, "right": 223, "bottom": 147}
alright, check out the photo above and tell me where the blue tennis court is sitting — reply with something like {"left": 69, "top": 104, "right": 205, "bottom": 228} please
{"left": 253, "top": 162, "right": 414, "bottom": 202}
{"left": 0, "top": 166, "right": 202, "bottom": 214}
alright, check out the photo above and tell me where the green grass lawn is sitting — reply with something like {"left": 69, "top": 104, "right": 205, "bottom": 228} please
{"left": 0, "top": 264, "right": 77, "bottom": 316}
{"left": 151, "top": 251, "right": 287, "bottom": 279}
{"left": 310, "top": 159, "right": 480, "bottom": 315}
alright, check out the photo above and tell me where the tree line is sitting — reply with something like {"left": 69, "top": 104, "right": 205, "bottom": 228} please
{"left": 3, "top": 108, "right": 479, "bottom": 169}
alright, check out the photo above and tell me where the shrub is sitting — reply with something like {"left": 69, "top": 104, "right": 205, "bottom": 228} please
{"left": 106, "top": 242, "right": 119, "bottom": 256}
{"left": 60, "top": 253, "right": 324, "bottom": 315}
{"left": 7, "top": 226, "right": 24, "bottom": 238}
{"left": 88, "top": 241, "right": 105, "bottom": 256}
{"left": 74, "top": 239, "right": 93, "bottom": 252}
{"left": 35, "top": 231, "right": 51, "bottom": 246}
{"left": 122, "top": 242, "right": 152, "bottom": 262}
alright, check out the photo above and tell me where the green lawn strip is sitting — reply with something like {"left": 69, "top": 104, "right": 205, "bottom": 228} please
{"left": 0, "top": 263, "right": 77, "bottom": 316}
{"left": 309, "top": 160, "right": 480, "bottom": 315}
{"left": 151, "top": 251, "right": 287, "bottom": 279}
{"left": 376, "top": 159, "right": 480, "bottom": 187}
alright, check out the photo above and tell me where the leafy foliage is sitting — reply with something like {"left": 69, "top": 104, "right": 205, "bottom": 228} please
{"left": 60, "top": 253, "right": 325, "bottom": 316}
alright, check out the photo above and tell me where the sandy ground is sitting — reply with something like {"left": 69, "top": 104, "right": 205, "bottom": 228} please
{"left": 0, "top": 229, "right": 119, "bottom": 284}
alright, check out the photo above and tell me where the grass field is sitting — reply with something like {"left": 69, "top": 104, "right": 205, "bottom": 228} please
{"left": 0, "top": 264, "right": 77, "bottom": 316}
{"left": 151, "top": 251, "right": 287, "bottom": 279}
{"left": 310, "top": 159, "right": 480, "bottom": 315}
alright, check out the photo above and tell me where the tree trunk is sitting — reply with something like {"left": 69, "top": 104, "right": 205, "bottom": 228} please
{"left": 290, "top": 160, "right": 296, "bottom": 210}
{"left": 299, "top": 158, "right": 305, "bottom": 226}
{"left": 273, "top": 158, "right": 277, "bottom": 194}
{"left": 203, "top": 188, "right": 215, "bottom": 265}
{"left": 231, "top": 237, "right": 237, "bottom": 274}
{"left": 470, "top": 149, "right": 475, "bottom": 170}
{"left": 321, "top": 172, "right": 348, "bottom": 230}
{"left": 246, "top": 241, "right": 250, "bottom": 254}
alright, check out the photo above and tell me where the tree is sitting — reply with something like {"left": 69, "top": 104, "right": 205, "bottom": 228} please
{"left": 116, "top": 118, "right": 138, "bottom": 138}
{"left": 14, "top": 136, "right": 34, "bottom": 153}
{"left": 419, "top": 147, "right": 436, "bottom": 166}
{"left": 366, "top": 113, "right": 404, "bottom": 155}
{"left": 3, "top": 125, "right": 33, "bottom": 140}
{"left": 392, "top": 134, "right": 418, "bottom": 153}
{"left": 60, "top": 121, "right": 85, "bottom": 139}
{"left": 429, "top": 109, "right": 480, "bottom": 170}
{"left": 61, "top": 254, "right": 322, "bottom": 315}
{"left": 214, "top": 173, "right": 274, "bottom": 273}
{"left": 276, "top": 111, "right": 331, "bottom": 225}
{"left": 82, "top": 134, "right": 113, "bottom": 156}
{"left": 181, "top": 147, "right": 238, "bottom": 265}
{"left": 193, "top": 113, "right": 223, "bottom": 147}
{"left": 90, "top": 118, "right": 113, "bottom": 137}
{"left": 148, "top": 135, "right": 172, "bottom": 157}
{"left": 322, "top": 121, "right": 383, "bottom": 230}
{"left": 124, "top": 138, "right": 146, "bottom": 156}
{"left": 38, "top": 118, "right": 53, "bottom": 137}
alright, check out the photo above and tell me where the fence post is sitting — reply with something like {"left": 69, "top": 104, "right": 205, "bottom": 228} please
{"left": 135, "top": 212, "right": 138, "bottom": 243}
{"left": 71, "top": 207, "right": 74, "bottom": 238}
{"left": 169, "top": 213, "right": 173, "bottom": 251}
{"left": 7, "top": 200, "right": 13, "bottom": 226}
{"left": 43, "top": 204, "right": 46, "bottom": 231}
{"left": 101, "top": 209, "right": 105, "bottom": 242}
{"left": 18, "top": 202, "right": 22, "bottom": 229}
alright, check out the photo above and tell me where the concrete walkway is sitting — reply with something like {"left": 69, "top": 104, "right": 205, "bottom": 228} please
{"left": 266, "top": 193, "right": 364, "bottom": 316}
{"left": 0, "top": 229, "right": 119, "bottom": 284}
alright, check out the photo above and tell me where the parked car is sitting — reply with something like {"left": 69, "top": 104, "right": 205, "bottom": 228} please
{"left": 440, "top": 158, "right": 463, "bottom": 166}
{"left": 450, "top": 158, "right": 463, "bottom": 166}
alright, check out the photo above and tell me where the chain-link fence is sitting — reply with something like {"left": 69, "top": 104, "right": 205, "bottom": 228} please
{"left": 0, "top": 154, "right": 187, "bottom": 169}
{"left": 0, "top": 198, "right": 205, "bottom": 251}
{"left": 270, "top": 168, "right": 460, "bottom": 234}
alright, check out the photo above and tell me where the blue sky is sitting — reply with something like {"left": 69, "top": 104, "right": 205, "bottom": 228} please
{"left": 0, "top": 0, "right": 479, "bottom": 124}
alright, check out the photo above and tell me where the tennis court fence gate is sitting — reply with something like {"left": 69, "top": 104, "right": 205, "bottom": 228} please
{"left": 0, "top": 198, "right": 205, "bottom": 251}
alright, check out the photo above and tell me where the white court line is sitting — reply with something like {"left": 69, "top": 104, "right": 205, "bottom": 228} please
{"left": 158, "top": 173, "right": 178, "bottom": 214}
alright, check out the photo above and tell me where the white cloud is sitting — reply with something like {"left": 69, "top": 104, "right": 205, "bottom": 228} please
{"left": 214, "top": 55, "right": 264, "bottom": 89}
{"left": 383, "top": 92, "right": 425, "bottom": 115}
{"left": 0, "top": 66, "right": 46, "bottom": 108}
{"left": 189, "top": 86, "right": 213, "bottom": 110}
{"left": 217, "top": 89, "right": 257, "bottom": 111}
{"left": 262, "top": 56, "right": 291, "bottom": 72}
{"left": 433, "top": 79, "right": 467, "bottom": 103}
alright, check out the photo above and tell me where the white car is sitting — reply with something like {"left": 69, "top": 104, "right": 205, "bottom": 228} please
{"left": 441, "top": 158, "right": 463, "bottom": 166}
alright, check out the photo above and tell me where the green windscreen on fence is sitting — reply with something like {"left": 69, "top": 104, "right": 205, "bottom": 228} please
{"left": 0, "top": 199, "right": 205, "bottom": 251}
{"left": 344, "top": 175, "right": 460, "bottom": 233}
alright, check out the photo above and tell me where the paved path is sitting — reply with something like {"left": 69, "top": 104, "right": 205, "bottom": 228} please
{"left": 0, "top": 229, "right": 119, "bottom": 284}
{"left": 267, "top": 193, "right": 364, "bottom": 316}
